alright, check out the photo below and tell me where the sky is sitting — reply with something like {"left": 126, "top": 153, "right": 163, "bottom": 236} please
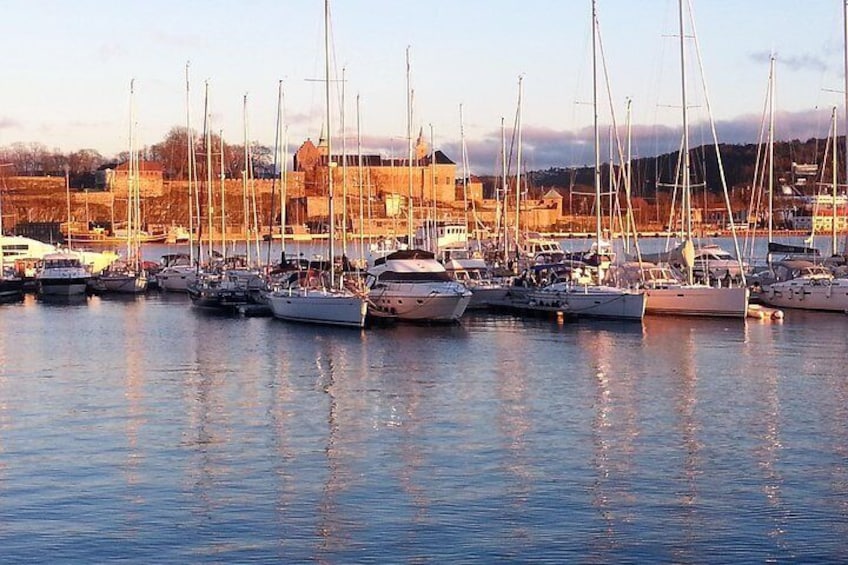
{"left": 1, "top": 0, "right": 847, "bottom": 175}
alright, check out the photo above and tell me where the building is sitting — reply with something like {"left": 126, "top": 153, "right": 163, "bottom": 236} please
{"left": 293, "top": 128, "right": 460, "bottom": 216}
{"left": 95, "top": 160, "right": 164, "bottom": 197}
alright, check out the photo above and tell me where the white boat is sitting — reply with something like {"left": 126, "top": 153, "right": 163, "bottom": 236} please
{"left": 268, "top": 0, "right": 368, "bottom": 328}
{"left": 523, "top": 2, "right": 645, "bottom": 322}
{"left": 37, "top": 252, "right": 92, "bottom": 296}
{"left": 95, "top": 260, "right": 149, "bottom": 294}
{"left": 366, "top": 249, "right": 472, "bottom": 322}
{"left": 528, "top": 280, "right": 645, "bottom": 320}
{"left": 612, "top": 0, "right": 747, "bottom": 319}
{"left": 96, "top": 79, "right": 149, "bottom": 295}
{"left": 414, "top": 220, "right": 469, "bottom": 252}
{"left": 443, "top": 255, "right": 510, "bottom": 309}
{"left": 759, "top": 264, "right": 848, "bottom": 313}
{"left": 610, "top": 262, "right": 749, "bottom": 318}
{"left": 157, "top": 253, "right": 197, "bottom": 292}
{"left": 267, "top": 271, "right": 367, "bottom": 328}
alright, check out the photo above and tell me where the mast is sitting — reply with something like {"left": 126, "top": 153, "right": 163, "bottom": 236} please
{"left": 460, "top": 104, "right": 472, "bottom": 247}
{"left": 833, "top": 107, "right": 839, "bottom": 256}
{"left": 592, "top": 0, "right": 603, "bottom": 279}
{"left": 204, "top": 81, "right": 214, "bottom": 263}
{"left": 677, "top": 0, "right": 693, "bottom": 284}
{"left": 515, "top": 75, "right": 523, "bottom": 270}
{"left": 430, "top": 124, "right": 437, "bottom": 253}
{"left": 243, "top": 95, "right": 251, "bottom": 265}
{"left": 357, "top": 93, "right": 364, "bottom": 263}
{"left": 220, "top": 129, "right": 227, "bottom": 262}
{"left": 406, "top": 46, "right": 414, "bottom": 247}
{"left": 274, "top": 81, "right": 286, "bottom": 264}
{"left": 768, "top": 55, "right": 775, "bottom": 248}
{"left": 127, "top": 78, "right": 136, "bottom": 268}
{"left": 341, "top": 66, "right": 348, "bottom": 259}
{"left": 325, "top": 0, "right": 336, "bottom": 286}
{"left": 65, "top": 165, "right": 72, "bottom": 252}
{"left": 844, "top": 0, "right": 848, "bottom": 255}
{"left": 500, "top": 117, "right": 507, "bottom": 262}
{"left": 185, "top": 62, "right": 195, "bottom": 266}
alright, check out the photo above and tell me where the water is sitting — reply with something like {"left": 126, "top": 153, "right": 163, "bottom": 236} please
{"left": 1, "top": 287, "right": 847, "bottom": 563}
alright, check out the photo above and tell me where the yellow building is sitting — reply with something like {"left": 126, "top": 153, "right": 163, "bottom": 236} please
{"left": 293, "top": 129, "right": 460, "bottom": 212}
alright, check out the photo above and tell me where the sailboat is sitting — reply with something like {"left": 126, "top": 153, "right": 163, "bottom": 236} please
{"left": 267, "top": 0, "right": 368, "bottom": 328}
{"left": 611, "top": 0, "right": 748, "bottom": 318}
{"left": 158, "top": 63, "right": 199, "bottom": 292}
{"left": 96, "top": 79, "right": 149, "bottom": 294}
{"left": 527, "top": 0, "right": 645, "bottom": 321}
{"left": 758, "top": 106, "right": 848, "bottom": 312}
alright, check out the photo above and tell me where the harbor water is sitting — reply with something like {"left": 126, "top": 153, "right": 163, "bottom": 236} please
{"left": 0, "top": 237, "right": 847, "bottom": 562}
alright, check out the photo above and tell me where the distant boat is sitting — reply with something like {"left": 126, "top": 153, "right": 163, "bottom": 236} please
{"left": 156, "top": 253, "right": 197, "bottom": 292}
{"left": 37, "top": 252, "right": 92, "bottom": 296}
{"left": 443, "top": 253, "right": 510, "bottom": 310}
{"left": 95, "top": 80, "right": 149, "bottom": 295}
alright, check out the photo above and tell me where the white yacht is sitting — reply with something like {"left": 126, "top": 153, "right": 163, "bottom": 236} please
{"left": 443, "top": 254, "right": 510, "bottom": 310}
{"left": 609, "top": 262, "right": 749, "bottom": 318}
{"left": 528, "top": 271, "right": 646, "bottom": 321}
{"left": 36, "top": 252, "right": 92, "bottom": 296}
{"left": 267, "top": 270, "right": 367, "bottom": 328}
{"left": 758, "top": 264, "right": 848, "bottom": 313}
{"left": 156, "top": 253, "right": 197, "bottom": 292}
{"left": 366, "top": 249, "right": 472, "bottom": 322}
{"left": 94, "top": 260, "right": 149, "bottom": 294}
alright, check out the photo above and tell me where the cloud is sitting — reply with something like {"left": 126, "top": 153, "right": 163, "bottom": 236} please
{"left": 444, "top": 108, "right": 836, "bottom": 173}
{"left": 0, "top": 117, "right": 21, "bottom": 130}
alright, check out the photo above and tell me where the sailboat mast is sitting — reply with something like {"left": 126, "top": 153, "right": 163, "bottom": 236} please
{"left": 500, "top": 117, "right": 507, "bottom": 261}
{"left": 768, "top": 55, "right": 775, "bottom": 247}
{"left": 460, "top": 104, "right": 470, "bottom": 246}
{"left": 341, "top": 66, "right": 348, "bottom": 258}
{"left": 185, "top": 62, "right": 195, "bottom": 266}
{"left": 325, "top": 0, "right": 335, "bottom": 287}
{"left": 127, "top": 78, "right": 136, "bottom": 267}
{"left": 515, "top": 75, "right": 523, "bottom": 270}
{"left": 833, "top": 107, "right": 839, "bottom": 256}
{"left": 204, "top": 81, "right": 214, "bottom": 263}
{"left": 844, "top": 0, "right": 848, "bottom": 255}
{"left": 592, "top": 0, "right": 602, "bottom": 256}
{"left": 357, "top": 93, "right": 364, "bottom": 263}
{"left": 406, "top": 46, "right": 414, "bottom": 247}
{"left": 220, "top": 130, "right": 227, "bottom": 261}
{"left": 844, "top": 0, "right": 848, "bottom": 197}
{"left": 243, "top": 95, "right": 250, "bottom": 265}
{"left": 677, "top": 0, "right": 693, "bottom": 284}
{"left": 276, "top": 81, "right": 287, "bottom": 263}
{"left": 430, "top": 124, "right": 436, "bottom": 253}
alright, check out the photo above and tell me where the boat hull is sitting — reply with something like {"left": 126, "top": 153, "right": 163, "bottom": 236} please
{"left": 157, "top": 267, "right": 197, "bottom": 292}
{"left": 760, "top": 278, "right": 848, "bottom": 312}
{"left": 96, "top": 273, "right": 148, "bottom": 294}
{"left": 368, "top": 282, "right": 472, "bottom": 322}
{"left": 38, "top": 278, "right": 90, "bottom": 296}
{"left": 529, "top": 285, "right": 646, "bottom": 320}
{"left": 269, "top": 289, "right": 367, "bottom": 328}
{"left": 643, "top": 285, "right": 749, "bottom": 317}
{"left": 0, "top": 277, "right": 24, "bottom": 301}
